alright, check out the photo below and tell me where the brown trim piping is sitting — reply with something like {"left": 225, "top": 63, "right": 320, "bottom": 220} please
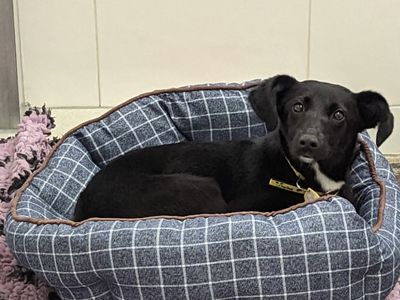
{"left": 11, "top": 196, "right": 334, "bottom": 228}
{"left": 9, "top": 83, "right": 386, "bottom": 232}
{"left": 358, "top": 139, "right": 386, "bottom": 233}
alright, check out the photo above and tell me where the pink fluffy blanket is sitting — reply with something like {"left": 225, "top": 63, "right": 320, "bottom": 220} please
{"left": 0, "top": 107, "right": 58, "bottom": 300}
{"left": 0, "top": 107, "right": 399, "bottom": 300}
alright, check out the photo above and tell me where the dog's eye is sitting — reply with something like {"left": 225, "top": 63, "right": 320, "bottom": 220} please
{"left": 293, "top": 103, "right": 304, "bottom": 113}
{"left": 333, "top": 110, "right": 345, "bottom": 121}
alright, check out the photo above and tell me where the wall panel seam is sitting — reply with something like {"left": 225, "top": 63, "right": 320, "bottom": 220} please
{"left": 93, "top": 0, "right": 102, "bottom": 107}
{"left": 306, "top": 0, "right": 312, "bottom": 79}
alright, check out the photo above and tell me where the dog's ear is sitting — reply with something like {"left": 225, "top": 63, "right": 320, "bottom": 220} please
{"left": 249, "top": 75, "right": 297, "bottom": 131}
{"left": 356, "top": 91, "right": 394, "bottom": 147}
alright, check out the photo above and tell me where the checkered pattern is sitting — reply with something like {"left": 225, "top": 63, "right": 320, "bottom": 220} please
{"left": 5, "top": 82, "right": 400, "bottom": 299}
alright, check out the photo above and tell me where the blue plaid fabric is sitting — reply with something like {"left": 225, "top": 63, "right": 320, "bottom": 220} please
{"left": 5, "top": 82, "right": 400, "bottom": 299}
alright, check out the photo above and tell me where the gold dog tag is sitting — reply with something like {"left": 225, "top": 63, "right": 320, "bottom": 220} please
{"left": 304, "top": 188, "right": 320, "bottom": 202}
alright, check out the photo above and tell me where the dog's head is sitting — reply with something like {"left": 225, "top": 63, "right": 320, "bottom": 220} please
{"left": 249, "top": 75, "right": 393, "bottom": 177}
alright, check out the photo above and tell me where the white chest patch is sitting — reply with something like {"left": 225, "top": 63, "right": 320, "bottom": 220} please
{"left": 312, "top": 162, "right": 345, "bottom": 192}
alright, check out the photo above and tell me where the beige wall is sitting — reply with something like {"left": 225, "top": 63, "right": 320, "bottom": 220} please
{"left": 14, "top": 0, "right": 399, "bottom": 153}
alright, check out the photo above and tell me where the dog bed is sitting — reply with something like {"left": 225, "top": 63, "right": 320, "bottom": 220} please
{"left": 5, "top": 81, "right": 400, "bottom": 299}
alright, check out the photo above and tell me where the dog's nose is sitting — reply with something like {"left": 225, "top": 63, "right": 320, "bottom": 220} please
{"left": 299, "top": 134, "right": 320, "bottom": 150}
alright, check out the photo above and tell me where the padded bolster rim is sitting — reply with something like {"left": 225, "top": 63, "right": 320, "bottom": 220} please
{"left": 9, "top": 84, "right": 385, "bottom": 232}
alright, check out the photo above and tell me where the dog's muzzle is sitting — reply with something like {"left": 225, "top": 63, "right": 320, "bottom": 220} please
{"left": 294, "top": 129, "right": 326, "bottom": 163}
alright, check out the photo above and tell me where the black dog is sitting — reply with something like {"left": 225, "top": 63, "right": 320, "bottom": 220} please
{"left": 73, "top": 75, "right": 394, "bottom": 221}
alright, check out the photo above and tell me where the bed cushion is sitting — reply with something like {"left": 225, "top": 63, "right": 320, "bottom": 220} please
{"left": 5, "top": 81, "right": 400, "bottom": 299}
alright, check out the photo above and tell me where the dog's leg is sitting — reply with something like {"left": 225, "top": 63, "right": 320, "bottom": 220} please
{"left": 139, "top": 174, "right": 227, "bottom": 217}
{"left": 74, "top": 173, "right": 226, "bottom": 220}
